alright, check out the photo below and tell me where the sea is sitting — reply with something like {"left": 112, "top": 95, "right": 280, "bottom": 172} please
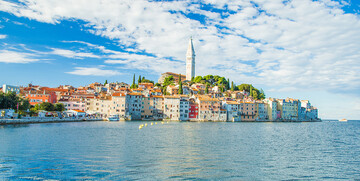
{"left": 0, "top": 120, "right": 359, "bottom": 180}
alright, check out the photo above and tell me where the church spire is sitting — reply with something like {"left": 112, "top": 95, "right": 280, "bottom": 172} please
{"left": 186, "top": 37, "right": 195, "bottom": 57}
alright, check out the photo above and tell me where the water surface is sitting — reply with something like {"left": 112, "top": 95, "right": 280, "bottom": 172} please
{"left": 1, "top": 121, "right": 359, "bottom": 180}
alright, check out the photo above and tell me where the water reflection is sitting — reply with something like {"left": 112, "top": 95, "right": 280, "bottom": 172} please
{"left": 0, "top": 124, "right": 30, "bottom": 129}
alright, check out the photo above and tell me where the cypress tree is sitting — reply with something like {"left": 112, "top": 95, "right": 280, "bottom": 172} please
{"left": 178, "top": 74, "right": 183, "bottom": 94}
{"left": 104, "top": 80, "right": 108, "bottom": 85}
{"left": 138, "top": 75, "right": 142, "bottom": 84}
{"left": 227, "top": 78, "right": 230, "bottom": 90}
{"left": 131, "top": 74, "right": 136, "bottom": 89}
{"left": 205, "top": 84, "right": 209, "bottom": 94}
{"left": 231, "top": 81, "right": 234, "bottom": 92}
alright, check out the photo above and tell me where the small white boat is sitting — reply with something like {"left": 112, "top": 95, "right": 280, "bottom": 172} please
{"left": 339, "top": 118, "right": 348, "bottom": 122}
{"left": 107, "top": 114, "right": 120, "bottom": 121}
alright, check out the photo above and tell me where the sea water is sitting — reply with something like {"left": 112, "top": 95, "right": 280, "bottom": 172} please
{"left": 1, "top": 121, "right": 359, "bottom": 180}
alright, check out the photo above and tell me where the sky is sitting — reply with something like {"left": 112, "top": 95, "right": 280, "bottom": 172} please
{"left": 0, "top": 0, "right": 359, "bottom": 119}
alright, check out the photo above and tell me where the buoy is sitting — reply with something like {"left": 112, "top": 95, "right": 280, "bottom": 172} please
{"left": 139, "top": 125, "right": 143, "bottom": 129}
{"left": 145, "top": 123, "right": 148, "bottom": 127}
{"left": 161, "top": 122, "right": 164, "bottom": 124}
{"left": 151, "top": 122, "right": 153, "bottom": 125}
{"left": 155, "top": 122, "right": 158, "bottom": 125}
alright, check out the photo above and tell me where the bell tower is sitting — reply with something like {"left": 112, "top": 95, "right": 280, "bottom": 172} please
{"left": 186, "top": 38, "right": 195, "bottom": 81}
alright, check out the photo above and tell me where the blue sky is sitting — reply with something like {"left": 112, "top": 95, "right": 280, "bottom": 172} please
{"left": 0, "top": 0, "right": 360, "bottom": 119}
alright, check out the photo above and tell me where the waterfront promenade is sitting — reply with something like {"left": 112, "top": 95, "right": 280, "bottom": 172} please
{"left": 0, "top": 117, "right": 103, "bottom": 125}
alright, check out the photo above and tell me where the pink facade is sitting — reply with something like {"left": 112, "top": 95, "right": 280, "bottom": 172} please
{"left": 59, "top": 98, "right": 86, "bottom": 111}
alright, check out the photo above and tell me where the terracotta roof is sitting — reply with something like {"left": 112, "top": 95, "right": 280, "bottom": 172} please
{"left": 150, "top": 95, "right": 164, "bottom": 98}
{"left": 39, "top": 87, "right": 68, "bottom": 92}
{"left": 128, "top": 92, "right": 143, "bottom": 96}
{"left": 132, "top": 88, "right": 144, "bottom": 91}
{"left": 198, "top": 96, "right": 219, "bottom": 102}
{"left": 112, "top": 92, "right": 126, "bottom": 97}
{"left": 226, "top": 101, "right": 239, "bottom": 105}
{"left": 139, "top": 83, "right": 154, "bottom": 85}
{"left": 164, "top": 95, "right": 180, "bottom": 99}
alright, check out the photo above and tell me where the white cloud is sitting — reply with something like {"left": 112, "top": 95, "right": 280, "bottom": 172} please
{"left": 50, "top": 48, "right": 100, "bottom": 59}
{"left": 0, "top": 34, "right": 6, "bottom": 39}
{"left": 0, "top": 0, "right": 360, "bottom": 95}
{"left": 66, "top": 67, "right": 121, "bottom": 76}
{"left": 0, "top": 50, "right": 39, "bottom": 63}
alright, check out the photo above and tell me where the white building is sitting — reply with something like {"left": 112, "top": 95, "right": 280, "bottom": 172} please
{"left": 264, "top": 98, "right": 278, "bottom": 121}
{"left": 86, "top": 93, "right": 127, "bottom": 118}
{"left": 222, "top": 100, "right": 240, "bottom": 121}
{"left": 163, "top": 95, "right": 180, "bottom": 120}
{"left": 2, "top": 84, "right": 20, "bottom": 94}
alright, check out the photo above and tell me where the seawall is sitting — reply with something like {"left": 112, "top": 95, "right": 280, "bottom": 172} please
{"left": 0, "top": 117, "right": 104, "bottom": 125}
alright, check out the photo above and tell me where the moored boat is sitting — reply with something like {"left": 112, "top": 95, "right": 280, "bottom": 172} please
{"left": 339, "top": 118, "right": 348, "bottom": 122}
{"left": 107, "top": 114, "right": 120, "bottom": 121}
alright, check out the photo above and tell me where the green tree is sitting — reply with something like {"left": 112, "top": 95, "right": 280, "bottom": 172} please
{"left": 234, "top": 84, "right": 239, "bottom": 91}
{"left": 252, "top": 90, "right": 258, "bottom": 99}
{"left": 55, "top": 103, "right": 65, "bottom": 112}
{"left": 0, "top": 92, "right": 19, "bottom": 110}
{"left": 178, "top": 74, "right": 183, "bottom": 95}
{"left": 193, "top": 76, "right": 203, "bottom": 83}
{"left": 231, "top": 81, "right": 234, "bottom": 91}
{"left": 163, "top": 76, "right": 175, "bottom": 87}
{"left": 104, "top": 80, "right": 108, "bottom": 85}
{"left": 31, "top": 104, "right": 40, "bottom": 112}
{"left": 162, "top": 87, "right": 168, "bottom": 95}
{"left": 155, "top": 83, "right": 161, "bottom": 87}
{"left": 205, "top": 84, "right": 209, "bottom": 94}
{"left": 219, "top": 86, "right": 224, "bottom": 93}
{"left": 259, "top": 88, "right": 266, "bottom": 100}
{"left": 19, "top": 98, "right": 31, "bottom": 111}
{"left": 40, "top": 102, "right": 55, "bottom": 111}
{"left": 250, "top": 85, "right": 253, "bottom": 97}
{"left": 138, "top": 75, "right": 142, "bottom": 84}
{"left": 237, "top": 84, "right": 251, "bottom": 92}
{"left": 141, "top": 78, "right": 154, "bottom": 84}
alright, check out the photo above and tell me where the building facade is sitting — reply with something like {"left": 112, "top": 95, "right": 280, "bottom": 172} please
{"left": 179, "top": 96, "right": 189, "bottom": 121}
{"left": 163, "top": 96, "right": 180, "bottom": 120}
{"left": 2, "top": 84, "right": 20, "bottom": 94}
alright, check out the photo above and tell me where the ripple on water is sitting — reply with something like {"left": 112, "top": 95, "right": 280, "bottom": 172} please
{"left": 0, "top": 121, "right": 360, "bottom": 180}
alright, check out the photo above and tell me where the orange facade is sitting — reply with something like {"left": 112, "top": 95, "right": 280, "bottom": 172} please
{"left": 26, "top": 91, "right": 57, "bottom": 105}
{"left": 240, "top": 102, "right": 256, "bottom": 121}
